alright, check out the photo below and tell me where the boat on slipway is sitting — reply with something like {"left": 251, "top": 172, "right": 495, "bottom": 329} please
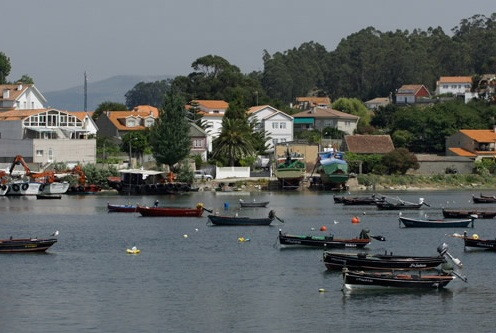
{"left": 313, "top": 149, "right": 349, "bottom": 190}
{"left": 273, "top": 149, "right": 306, "bottom": 190}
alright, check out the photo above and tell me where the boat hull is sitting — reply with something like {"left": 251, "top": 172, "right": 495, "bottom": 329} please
{"left": 137, "top": 206, "right": 203, "bottom": 217}
{"left": 323, "top": 252, "right": 446, "bottom": 270}
{"left": 399, "top": 216, "right": 474, "bottom": 228}
{"left": 343, "top": 271, "right": 455, "bottom": 289}
{"left": 36, "top": 194, "right": 62, "bottom": 200}
{"left": 443, "top": 209, "right": 496, "bottom": 219}
{"left": 41, "top": 182, "right": 70, "bottom": 194}
{"left": 108, "top": 203, "right": 137, "bottom": 213}
{"left": 0, "top": 238, "right": 57, "bottom": 252}
{"left": 6, "top": 182, "right": 41, "bottom": 196}
{"left": 208, "top": 215, "right": 273, "bottom": 226}
{"left": 464, "top": 237, "right": 496, "bottom": 250}
{"left": 376, "top": 202, "right": 423, "bottom": 210}
{"left": 279, "top": 233, "right": 370, "bottom": 248}
{"left": 239, "top": 201, "right": 269, "bottom": 208}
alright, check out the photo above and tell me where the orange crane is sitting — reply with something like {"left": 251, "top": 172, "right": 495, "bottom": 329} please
{"left": 8, "top": 155, "right": 56, "bottom": 183}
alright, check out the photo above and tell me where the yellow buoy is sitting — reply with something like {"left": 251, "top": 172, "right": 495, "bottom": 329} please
{"left": 472, "top": 234, "right": 479, "bottom": 240}
{"left": 126, "top": 246, "right": 141, "bottom": 254}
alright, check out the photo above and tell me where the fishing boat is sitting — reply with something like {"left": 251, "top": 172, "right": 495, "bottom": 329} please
{"left": 5, "top": 181, "right": 42, "bottom": 196}
{"left": 314, "top": 149, "right": 349, "bottom": 190}
{"left": 452, "top": 231, "right": 496, "bottom": 250}
{"left": 342, "top": 270, "right": 457, "bottom": 290}
{"left": 273, "top": 149, "right": 306, "bottom": 190}
{"left": 0, "top": 233, "right": 58, "bottom": 253}
{"left": 323, "top": 251, "right": 446, "bottom": 271}
{"left": 207, "top": 210, "right": 281, "bottom": 226}
{"left": 341, "top": 195, "right": 386, "bottom": 206}
{"left": 239, "top": 199, "right": 269, "bottom": 208}
{"left": 399, "top": 215, "right": 475, "bottom": 228}
{"left": 442, "top": 208, "right": 496, "bottom": 219}
{"left": 137, "top": 203, "right": 206, "bottom": 217}
{"left": 472, "top": 194, "right": 496, "bottom": 204}
{"left": 376, "top": 197, "right": 429, "bottom": 210}
{"left": 278, "top": 229, "right": 385, "bottom": 249}
{"left": 107, "top": 203, "right": 138, "bottom": 213}
{"left": 36, "top": 194, "right": 62, "bottom": 200}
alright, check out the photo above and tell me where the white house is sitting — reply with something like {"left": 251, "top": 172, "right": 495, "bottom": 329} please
{"left": 0, "top": 84, "right": 47, "bottom": 111}
{"left": 247, "top": 105, "right": 293, "bottom": 150}
{"left": 0, "top": 108, "right": 97, "bottom": 164}
{"left": 190, "top": 100, "right": 229, "bottom": 152}
{"left": 435, "top": 76, "right": 472, "bottom": 96}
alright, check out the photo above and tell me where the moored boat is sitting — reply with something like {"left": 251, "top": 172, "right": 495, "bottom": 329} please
{"left": 323, "top": 251, "right": 446, "bottom": 271}
{"left": 376, "top": 197, "right": 429, "bottom": 210}
{"left": 208, "top": 210, "right": 281, "bottom": 226}
{"left": 137, "top": 203, "right": 205, "bottom": 217}
{"left": 452, "top": 231, "right": 496, "bottom": 250}
{"left": 341, "top": 195, "right": 386, "bottom": 206}
{"left": 5, "top": 181, "right": 42, "bottom": 196}
{"left": 107, "top": 203, "right": 138, "bottom": 213}
{"left": 40, "top": 181, "right": 70, "bottom": 194}
{"left": 36, "top": 194, "right": 62, "bottom": 199}
{"left": 278, "top": 229, "right": 384, "bottom": 249}
{"left": 239, "top": 199, "right": 269, "bottom": 208}
{"left": 399, "top": 215, "right": 475, "bottom": 228}
{"left": 472, "top": 194, "right": 496, "bottom": 204}
{"left": 442, "top": 208, "right": 496, "bottom": 219}
{"left": 0, "top": 234, "right": 58, "bottom": 253}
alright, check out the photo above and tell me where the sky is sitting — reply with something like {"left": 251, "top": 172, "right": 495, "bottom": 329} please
{"left": 2, "top": 0, "right": 496, "bottom": 93}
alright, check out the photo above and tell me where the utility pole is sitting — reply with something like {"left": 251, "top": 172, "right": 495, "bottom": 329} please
{"left": 84, "top": 71, "right": 88, "bottom": 112}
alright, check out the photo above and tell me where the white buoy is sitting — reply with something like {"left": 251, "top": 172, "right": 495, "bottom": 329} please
{"left": 183, "top": 234, "right": 188, "bottom": 238}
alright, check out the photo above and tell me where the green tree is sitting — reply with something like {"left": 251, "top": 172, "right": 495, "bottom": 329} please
{"left": 212, "top": 118, "right": 255, "bottom": 166}
{"left": 0, "top": 52, "right": 11, "bottom": 84}
{"left": 149, "top": 91, "right": 191, "bottom": 169}
{"left": 381, "top": 148, "right": 419, "bottom": 174}
{"left": 125, "top": 80, "right": 170, "bottom": 109}
{"left": 332, "top": 97, "right": 372, "bottom": 130}
{"left": 16, "top": 74, "right": 34, "bottom": 84}
{"left": 121, "top": 131, "right": 150, "bottom": 166}
{"left": 92, "top": 101, "right": 127, "bottom": 120}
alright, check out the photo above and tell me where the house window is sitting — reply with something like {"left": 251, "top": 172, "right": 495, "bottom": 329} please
{"left": 451, "top": 85, "right": 457, "bottom": 89}
{"left": 127, "top": 119, "right": 136, "bottom": 127}
{"left": 272, "top": 138, "right": 278, "bottom": 145}
{"left": 36, "top": 150, "right": 43, "bottom": 157}
{"left": 443, "top": 85, "right": 448, "bottom": 89}
{"left": 280, "top": 122, "right": 286, "bottom": 129}
{"left": 193, "top": 139, "right": 203, "bottom": 148}
{"left": 31, "top": 102, "right": 35, "bottom": 108}
{"left": 48, "top": 148, "right": 53, "bottom": 162}
{"left": 345, "top": 121, "right": 351, "bottom": 126}
{"left": 272, "top": 122, "right": 279, "bottom": 129}
{"left": 144, "top": 119, "right": 154, "bottom": 127}
{"left": 280, "top": 138, "right": 286, "bottom": 142}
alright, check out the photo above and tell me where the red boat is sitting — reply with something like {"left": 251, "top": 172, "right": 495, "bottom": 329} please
{"left": 137, "top": 203, "right": 205, "bottom": 217}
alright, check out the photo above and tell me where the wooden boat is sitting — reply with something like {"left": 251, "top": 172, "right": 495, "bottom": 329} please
{"left": 442, "top": 208, "right": 496, "bottom": 219}
{"left": 278, "top": 229, "right": 385, "bottom": 249}
{"left": 208, "top": 210, "right": 280, "bottom": 226}
{"left": 137, "top": 203, "right": 205, "bottom": 217}
{"left": 376, "top": 198, "right": 429, "bottom": 210}
{"left": 0, "top": 236, "right": 57, "bottom": 252}
{"left": 399, "top": 215, "right": 475, "bottom": 228}
{"left": 107, "top": 203, "right": 138, "bottom": 213}
{"left": 452, "top": 231, "right": 496, "bottom": 250}
{"left": 323, "top": 251, "right": 446, "bottom": 270}
{"left": 342, "top": 195, "right": 386, "bottom": 206}
{"left": 342, "top": 269, "right": 457, "bottom": 290}
{"left": 274, "top": 149, "right": 306, "bottom": 190}
{"left": 36, "top": 194, "right": 62, "bottom": 200}
{"left": 239, "top": 199, "right": 269, "bottom": 208}
{"left": 472, "top": 194, "right": 496, "bottom": 204}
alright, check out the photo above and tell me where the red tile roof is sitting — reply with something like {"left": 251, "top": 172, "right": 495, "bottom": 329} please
{"left": 292, "top": 107, "right": 359, "bottom": 120}
{"left": 460, "top": 129, "right": 496, "bottom": 143}
{"left": 192, "top": 100, "right": 229, "bottom": 109}
{"left": 438, "top": 76, "right": 472, "bottom": 84}
{"left": 0, "top": 84, "right": 31, "bottom": 101}
{"left": 344, "top": 135, "right": 395, "bottom": 154}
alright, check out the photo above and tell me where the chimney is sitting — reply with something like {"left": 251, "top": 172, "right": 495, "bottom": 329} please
{"left": 2, "top": 89, "right": 9, "bottom": 99}
{"left": 17, "top": 84, "right": 23, "bottom": 91}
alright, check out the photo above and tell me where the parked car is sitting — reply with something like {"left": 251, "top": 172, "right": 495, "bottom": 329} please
{"left": 194, "top": 170, "right": 213, "bottom": 181}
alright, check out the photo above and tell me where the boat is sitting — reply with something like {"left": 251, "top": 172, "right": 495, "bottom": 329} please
{"left": 472, "top": 194, "right": 496, "bottom": 204}
{"left": 442, "top": 208, "right": 496, "bottom": 219}
{"left": 376, "top": 197, "right": 429, "bottom": 210}
{"left": 36, "top": 194, "right": 62, "bottom": 200}
{"left": 278, "top": 229, "right": 384, "bottom": 249}
{"left": 107, "top": 203, "right": 138, "bottom": 213}
{"left": 40, "top": 181, "right": 70, "bottom": 194}
{"left": 314, "top": 149, "right": 349, "bottom": 190}
{"left": 207, "top": 210, "right": 281, "bottom": 226}
{"left": 340, "top": 195, "right": 386, "bottom": 206}
{"left": 323, "top": 251, "right": 446, "bottom": 271}
{"left": 239, "top": 199, "right": 269, "bottom": 208}
{"left": 110, "top": 169, "right": 191, "bottom": 195}
{"left": 0, "top": 234, "right": 58, "bottom": 253}
{"left": 399, "top": 215, "right": 475, "bottom": 228}
{"left": 273, "top": 148, "right": 306, "bottom": 190}
{"left": 452, "top": 231, "right": 496, "bottom": 250}
{"left": 5, "top": 181, "right": 42, "bottom": 196}
{"left": 137, "top": 203, "right": 206, "bottom": 217}
{"left": 342, "top": 270, "right": 457, "bottom": 290}
{"left": 126, "top": 246, "right": 141, "bottom": 254}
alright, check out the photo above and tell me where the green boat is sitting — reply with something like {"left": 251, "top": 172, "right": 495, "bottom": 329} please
{"left": 274, "top": 150, "right": 306, "bottom": 189}
{"left": 316, "top": 150, "right": 349, "bottom": 189}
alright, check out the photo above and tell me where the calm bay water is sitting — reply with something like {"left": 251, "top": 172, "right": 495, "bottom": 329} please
{"left": 1, "top": 189, "right": 496, "bottom": 332}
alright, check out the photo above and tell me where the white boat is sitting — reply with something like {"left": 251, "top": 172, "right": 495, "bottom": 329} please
{"left": 6, "top": 182, "right": 42, "bottom": 196}
{"left": 40, "top": 182, "right": 70, "bottom": 194}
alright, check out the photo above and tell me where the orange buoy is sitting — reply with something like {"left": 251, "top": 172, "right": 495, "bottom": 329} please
{"left": 320, "top": 226, "right": 328, "bottom": 231}
{"left": 351, "top": 216, "right": 360, "bottom": 224}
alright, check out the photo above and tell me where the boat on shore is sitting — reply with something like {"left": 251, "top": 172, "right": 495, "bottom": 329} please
{"left": 323, "top": 251, "right": 446, "bottom": 271}
{"left": 314, "top": 149, "right": 349, "bottom": 190}
{"left": 442, "top": 208, "right": 496, "bottom": 219}
{"left": 278, "top": 229, "right": 384, "bottom": 249}
{"left": 107, "top": 203, "right": 138, "bottom": 213}
{"left": 207, "top": 210, "right": 281, "bottom": 226}
{"left": 137, "top": 203, "right": 206, "bottom": 217}
{"left": 273, "top": 149, "right": 306, "bottom": 190}
{"left": 399, "top": 215, "right": 475, "bottom": 228}
{"left": 0, "top": 234, "right": 58, "bottom": 253}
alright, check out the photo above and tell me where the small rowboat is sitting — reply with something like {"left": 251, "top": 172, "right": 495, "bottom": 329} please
{"left": 208, "top": 210, "right": 281, "bottom": 226}
{"left": 323, "top": 251, "right": 446, "bottom": 271}
{"left": 0, "top": 237, "right": 57, "bottom": 253}
{"left": 442, "top": 208, "right": 496, "bottom": 219}
{"left": 342, "top": 269, "right": 457, "bottom": 290}
{"left": 472, "top": 194, "right": 496, "bottom": 204}
{"left": 399, "top": 215, "right": 475, "bottom": 228}
{"left": 278, "top": 229, "right": 384, "bottom": 249}
{"left": 334, "top": 194, "right": 385, "bottom": 205}
{"left": 239, "top": 199, "right": 269, "bottom": 208}
{"left": 36, "top": 194, "right": 62, "bottom": 200}
{"left": 107, "top": 203, "right": 138, "bottom": 213}
{"left": 452, "top": 231, "right": 496, "bottom": 250}
{"left": 137, "top": 203, "right": 205, "bottom": 217}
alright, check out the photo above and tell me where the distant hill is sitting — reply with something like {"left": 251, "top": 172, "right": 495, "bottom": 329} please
{"left": 44, "top": 74, "right": 173, "bottom": 111}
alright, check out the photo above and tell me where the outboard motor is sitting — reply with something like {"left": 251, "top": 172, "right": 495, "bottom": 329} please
{"left": 437, "top": 243, "right": 463, "bottom": 268}
{"left": 359, "top": 229, "right": 371, "bottom": 239}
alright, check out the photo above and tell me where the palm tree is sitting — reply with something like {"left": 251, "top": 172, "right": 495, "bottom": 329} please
{"left": 212, "top": 118, "right": 255, "bottom": 166}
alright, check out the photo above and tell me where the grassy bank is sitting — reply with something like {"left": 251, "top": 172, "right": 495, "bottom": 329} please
{"left": 356, "top": 174, "right": 496, "bottom": 190}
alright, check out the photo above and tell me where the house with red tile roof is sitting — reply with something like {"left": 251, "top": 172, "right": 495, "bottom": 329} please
{"left": 294, "top": 96, "right": 331, "bottom": 110}
{"left": 292, "top": 107, "right": 359, "bottom": 135}
{"left": 0, "top": 108, "right": 97, "bottom": 164}
{"left": 364, "top": 97, "right": 390, "bottom": 110}
{"left": 187, "top": 100, "right": 229, "bottom": 152}
{"left": 247, "top": 105, "right": 293, "bottom": 150}
{"left": 446, "top": 129, "right": 496, "bottom": 160}
{"left": 0, "top": 84, "right": 47, "bottom": 111}
{"left": 395, "top": 84, "right": 431, "bottom": 104}
{"left": 343, "top": 135, "right": 395, "bottom": 154}
{"left": 435, "top": 76, "right": 472, "bottom": 96}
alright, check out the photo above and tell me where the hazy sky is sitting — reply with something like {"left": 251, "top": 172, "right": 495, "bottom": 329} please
{"left": 2, "top": 0, "right": 496, "bottom": 92}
